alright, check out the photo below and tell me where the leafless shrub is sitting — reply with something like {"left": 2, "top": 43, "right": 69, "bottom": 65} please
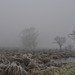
{"left": 22, "top": 57, "right": 30, "bottom": 66}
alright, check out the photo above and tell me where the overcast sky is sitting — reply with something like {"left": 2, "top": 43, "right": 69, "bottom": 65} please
{"left": 0, "top": 0, "right": 75, "bottom": 48}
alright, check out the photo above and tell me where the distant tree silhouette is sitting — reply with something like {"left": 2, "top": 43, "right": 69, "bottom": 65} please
{"left": 66, "top": 44, "right": 73, "bottom": 51}
{"left": 21, "top": 27, "right": 38, "bottom": 49}
{"left": 54, "top": 36, "right": 66, "bottom": 51}
{"left": 69, "top": 29, "right": 75, "bottom": 40}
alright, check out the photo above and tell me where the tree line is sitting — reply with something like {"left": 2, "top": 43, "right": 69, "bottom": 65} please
{"left": 20, "top": 26, "right": 75, "bottom": 50}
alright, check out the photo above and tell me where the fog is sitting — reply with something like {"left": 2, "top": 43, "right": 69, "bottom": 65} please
{"left": 0, "top": 0, "right": 75, "bottom": 49}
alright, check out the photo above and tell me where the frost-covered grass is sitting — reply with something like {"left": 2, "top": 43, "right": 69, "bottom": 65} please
{"left": 29, "top": 62, "right": 75, "bottom": 75}
{"left": 0, "top": 63, "right": 28, "bottom": 75}
{"left": 0, "top": 48, "right": 75, "bottom": 75}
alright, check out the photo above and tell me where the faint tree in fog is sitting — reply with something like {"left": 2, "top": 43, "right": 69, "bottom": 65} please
{"left": 69, "top": 29, "right": 75, "bottom": 41}
{"left": 66, "top": 44, "right": 73, "bottom": 51}
{"left": 54, "top": 36, "right": 66, "bottom": 51}
{"left": 21, "top": 27, "right": 38, "bottom": 49}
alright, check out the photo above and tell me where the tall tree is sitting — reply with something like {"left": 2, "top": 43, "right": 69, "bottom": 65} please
{"left": 21, "top": 27, "right": 38, "bottom": 49}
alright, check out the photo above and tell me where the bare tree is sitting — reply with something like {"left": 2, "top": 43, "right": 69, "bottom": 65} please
{"left": 21, "top": 27, "right": 38, "bottom": 49}
{"left": 54, "top": 36, "right": 66, "bottom": 51}
{"left": 69, "top": 29, "right": 75, "bottom": 40}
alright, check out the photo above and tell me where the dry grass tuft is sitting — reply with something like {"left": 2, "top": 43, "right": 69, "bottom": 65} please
{"left": 4, "top": 62, "right": 28, "bottom": 75}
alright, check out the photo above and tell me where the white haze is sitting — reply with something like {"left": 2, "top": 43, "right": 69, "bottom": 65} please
{"left": 0, "top": 0, "right": 75, "bottom": 48}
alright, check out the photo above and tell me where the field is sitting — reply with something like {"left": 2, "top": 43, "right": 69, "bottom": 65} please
{"left": 0, "top": 48, "right": 75, "bottom": 75}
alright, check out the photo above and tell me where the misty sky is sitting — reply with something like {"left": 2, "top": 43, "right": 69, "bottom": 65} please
{"left": 0, "top": 0, "right": 75, "bottom": 48}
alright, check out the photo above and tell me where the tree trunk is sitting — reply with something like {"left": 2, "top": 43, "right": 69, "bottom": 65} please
{"left": 60, "top": 45, "right": 62, "bottom": 51}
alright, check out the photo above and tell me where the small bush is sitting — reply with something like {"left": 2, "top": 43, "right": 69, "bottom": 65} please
{"left": 28, "top": 61, "right": 38, "bottom": 69}
{"left": 23, "top": 57, "right": 30, "bottom": 66}
{"left": 40, "top": 57, "right": 50, "bottom": 64}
